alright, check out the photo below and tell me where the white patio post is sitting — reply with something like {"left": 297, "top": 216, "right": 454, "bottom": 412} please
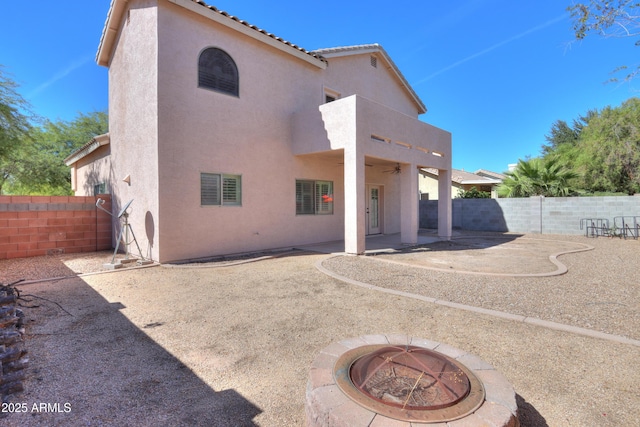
{"left": 437, "top": 168, "right": 452, "bottom": 239}
{"left": 344, "top": 145, "right": 365, "bottom": 254}
{"left": 400, "top": 162, "right": 419, "bottom": 244}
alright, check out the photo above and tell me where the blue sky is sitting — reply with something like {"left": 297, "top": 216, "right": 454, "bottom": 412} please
{"left": 1, "top": 1, "right": 637, "bottom": 173}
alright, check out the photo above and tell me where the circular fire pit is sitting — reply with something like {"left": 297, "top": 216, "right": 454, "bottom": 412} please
{"left": 336, "top": 344, "right": 485, "bottom": 422}
{"left": 306, "top": 335, "right": 519, "bottom": 426}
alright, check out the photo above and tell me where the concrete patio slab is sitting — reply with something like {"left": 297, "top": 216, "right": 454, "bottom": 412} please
{"left": 296, "top": 231, "right": 441, "bottom": 254}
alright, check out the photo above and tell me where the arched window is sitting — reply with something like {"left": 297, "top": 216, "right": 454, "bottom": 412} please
{"left": 198, "top": 47, "right": 239, "bottom": 96}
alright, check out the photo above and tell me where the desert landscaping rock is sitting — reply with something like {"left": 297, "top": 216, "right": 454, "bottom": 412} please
{"left": 0, "top": 232, "right": 638, "bottom": 426}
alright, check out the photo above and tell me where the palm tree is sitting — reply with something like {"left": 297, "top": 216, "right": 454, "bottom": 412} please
{"left": 497, "top": 160, "right": 536, "bottom": 197}
{"left": 497, "top": 158, "right": 578, "bottom": 197}
{"left": 537, "top": 157, "right": 578, "bottom": 196}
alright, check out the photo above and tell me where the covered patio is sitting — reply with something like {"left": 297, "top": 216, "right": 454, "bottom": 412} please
{"left": 293, "top": 94, "right": 453, "bottom": 254}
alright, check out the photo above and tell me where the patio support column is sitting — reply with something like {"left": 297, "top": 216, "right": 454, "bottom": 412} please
{"left": 437, "top": 168, "right": 452, "bottom": 239}
{"left": 344, "top": 145, "right": 365, "bottom": 254}
{"left": 400, "top": 162, "right": 419, "bottom": 244}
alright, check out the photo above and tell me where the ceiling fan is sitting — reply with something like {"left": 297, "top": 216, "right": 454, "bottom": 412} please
{"left": 383, "top": 163, "right": 402, "bottom": 174}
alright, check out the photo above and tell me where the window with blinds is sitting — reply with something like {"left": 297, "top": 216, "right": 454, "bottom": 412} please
{"left": 296, "top": 180, "right": 314, "bottom": 214}
{"left": 201, "top": 173, "right": 241, "bottom": 206}
{"left": 296, "top": 180, "right": 333, "bottom": 215}
{"left": 222, "top": 175, "right": 241, "bottom": 205}
{"left": 198, "top": 47, "right": 239, "bottom": 96}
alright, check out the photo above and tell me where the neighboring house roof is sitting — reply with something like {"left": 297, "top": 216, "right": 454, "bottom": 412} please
{"left": 474, "top": 169, "right": 506, "bottom": 180}
{"left": 314, "top": 44, "right": 427, "bottom": 114}
{"left": 64, "top": 133, "right": 110, "bottom": 166}
{"left": 97, "top": 0, "right": 327, "bottom": 68}
{"left": 422, "top": 168, "right": 502, "bottom": 185}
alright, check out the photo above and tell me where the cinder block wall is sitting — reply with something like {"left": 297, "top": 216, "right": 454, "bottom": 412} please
{"left": 420, "top": 196, "right": 640, "bottom": 234}
{"left": 0, "top": 195, "right": 112, "bottom": 259}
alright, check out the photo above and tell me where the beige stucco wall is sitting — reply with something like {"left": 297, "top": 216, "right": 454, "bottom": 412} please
{"left": 321, "top": 53, "right": 420, "bottom": 118}
{"left": 419, "top": 171, "right": 440, "bottom": 200}
{"left": 94, "top": 0, "right": 452, "bottom": 262}
{"left": 71, "top": 145, "right": 112, "bottom": 196}
{"left": 107, "top": 0, "right": 160, "bottom": 260}
{"left": 293, "top": 95, "right": 450, "bottom": 253}
{"left": 293, "top": 95, "right": 450, "bottom": 169}
{"left": 153, "top": 1, "right": 347, "bottom": 262}
{"left": 420, "top": 172, "right": 462, "bottom": 200}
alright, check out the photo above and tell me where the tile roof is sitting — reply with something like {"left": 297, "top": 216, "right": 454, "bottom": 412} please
{"left": 64, "top": 134, "right": 110, "bottom": 166}
{"left": 97, "top": 0, "right": 327, "bottom": 67}
{"left": 474, "top": 169, "right": 507, "bottom": 180}
{"left": 422, "top": 168, "right": 503, "bottom": 185}
{"left": 313, "top": 44, "right": 382, "bottom": 56}
{"left": 189, "top": 0, "right": 327, "bottom": 64}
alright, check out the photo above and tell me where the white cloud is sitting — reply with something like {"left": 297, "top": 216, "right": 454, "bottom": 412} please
{"left": 417, "top": 14, "right": 567, "bottom": 84}
{"left": 27, "top": 55, "right": 93, "bottom": 98}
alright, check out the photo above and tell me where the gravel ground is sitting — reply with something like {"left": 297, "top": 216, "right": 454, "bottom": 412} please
{"left": 323, "top": 234, "right": 640, "bottom": 341}
{"left": 0, "top": 251, "right": 144, "bottom": 285}
{"left": 0, "top": 233, "right": 638, "bottom": 426}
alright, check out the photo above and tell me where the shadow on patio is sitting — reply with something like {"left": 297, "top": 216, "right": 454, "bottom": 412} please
{"left": 8, "top": 261, "right": 261, "bottom": 427}
{"left": 296, "top": 229, "right": 523, "bottom": 255}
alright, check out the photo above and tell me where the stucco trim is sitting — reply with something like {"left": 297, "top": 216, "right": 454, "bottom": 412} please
{"left": 64, "top": 133, "right": 111, "bottom": 166}
{"left": 314, "top": 44, "right": 427, "bottom": 114}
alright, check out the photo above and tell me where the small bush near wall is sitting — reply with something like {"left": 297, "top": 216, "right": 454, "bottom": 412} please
{"left": 0, "top": 195, "right": 112, "bottom": 260}
{"left": 456, "top": 186, "right": 491, "bottom": 199}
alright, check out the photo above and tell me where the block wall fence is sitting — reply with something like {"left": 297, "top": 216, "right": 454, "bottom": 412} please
{"left": 420, "top": 195, "right": 640, "bottom": 234}
{"left": 0, "top": 195, "right": 112, "bottom": 260}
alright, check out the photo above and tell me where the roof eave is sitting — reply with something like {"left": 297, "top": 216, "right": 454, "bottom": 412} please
{"left": 65, "top": 133, "right": 111, "bottom": 166}
{"left": 460, "top": 179, "right": 502, "bottom": 185}
{"left": 96, "top": 0, "right": 128, "bottom": 67}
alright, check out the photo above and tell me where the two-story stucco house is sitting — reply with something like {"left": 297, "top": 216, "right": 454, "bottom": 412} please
{"left": 66, "top": 0, "right": 453, "bottom": 263}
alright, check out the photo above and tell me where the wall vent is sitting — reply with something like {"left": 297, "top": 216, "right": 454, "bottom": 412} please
{"left": 370, "top": 56, "right": 377, "bottom": 68}
{"left": 371, "top": 134, "right": 390, "bottom": 144}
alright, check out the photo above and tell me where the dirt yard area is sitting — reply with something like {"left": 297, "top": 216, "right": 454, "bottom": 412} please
{"left": 0, "top": 232, "right": 638, "bottom": 426}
